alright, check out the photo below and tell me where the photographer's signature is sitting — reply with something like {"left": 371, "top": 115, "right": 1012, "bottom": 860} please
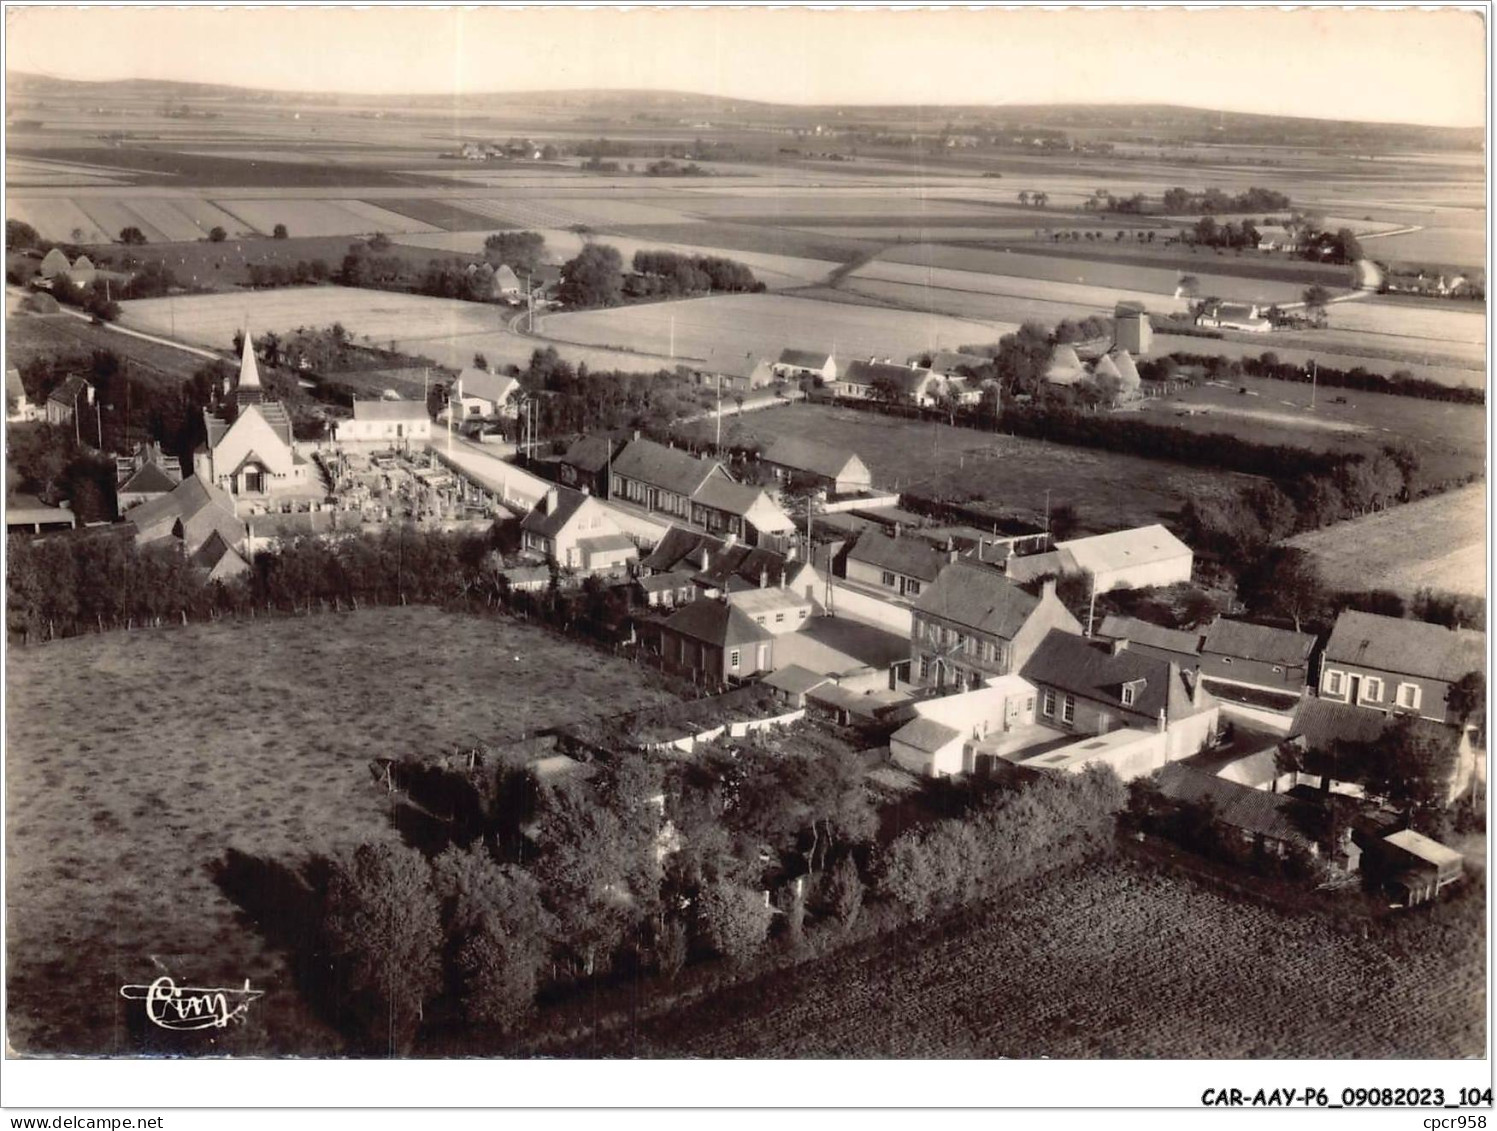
{"left": 120, "top": 976, "right": 264, "bottom": 1031}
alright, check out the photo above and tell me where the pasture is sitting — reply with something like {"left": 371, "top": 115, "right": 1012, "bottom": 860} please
{"left": 1149, "top": 332, "right": 1484, "bottom": 392}
{"left": 4, "top": 606, "right": 682, "bottom": 1055}
{"left": 563, "top": 858, "right": 1485, "bottom": 1058}
{"left": 537, "top": 293, "right": 1008, "bottom": 366}
{"left": 672, "top": 402, "right": 1255, "bottom": 532}
{"left": 1284, "top": 483, "right": 1486, "bottom": 599}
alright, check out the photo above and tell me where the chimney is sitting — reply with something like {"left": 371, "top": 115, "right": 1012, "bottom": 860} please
{"left": 893, "top": 522, "right": 902, "bottom": 540}
{"left": 1110, "top": 638, "right": 1128, "bottom": 656}
{"left": 779, "top": 568, "right": 787, "bottom": 589}
{"left": 759, "top": 567, "right": 768, "bottom": 589}
{"left": 1191, "top": 667, "right": 1205, "bottom": 708}
{"left": 543, "top": 486, "right": 557, "bottom": 514}
{"left": 1157, "top": 707, "right": 1167, "bottom": 734}
{"left": 633, "top": 429, "right": 641, "bottom": 442}
{"left": 1041, "top": 578, "right": 1056, "bottom": 599}
{"left": 947, "top": 546, "right": 959, "bottom": 564}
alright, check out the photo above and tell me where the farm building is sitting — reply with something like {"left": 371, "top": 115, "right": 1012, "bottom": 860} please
{"left": 1367, "top": 829, "right": 1464, "bottom": 906}
{"left": 5, "top": 494, "right": 78, "bottom": 535}
{"left": 758, "top": 434, "right": 873, "bottom": 496}
{"left": 1150, "top": 764, "right": 1321, "bottom": 860}
{"left": 1114, "top": 301, "right": 1153, "bottom": 355}
{"left": 447, "top": 368, "right": 520, "bottom": 419}
{"left": 491, "top": 264, "right": 522, "bottom": 298}
{"left": 911, "top": 563, "right": 1082, "bottom": 690}
{"left": 1196, "top": 301, "right": 1271, "bottom": 333}
{"left": 772, "top": 348, "right": 838, "bottom": 384}
{"left": 843, "top": 528, "right": 950, "bottom": 601}
{"left": 125, "top": 475, "right": 247, "bottom": 556}
{"left": 761, "top": 664, "right": 835, "bottom": 709}
{"left": 195, "top": 336, "right": 317, "bottom": 507}
{"left": 1198, "top": 618, "right": 1317, "bottom": 698}
{"left": 834, "top": 359, "right": 938, "bottom": 404}
{"left": 1095, "top": 615, "right": 1203, "bottom": 669}
{"left": 45, "top": 375, "right": 93, "bottom": 430}
{"left": 1318, "top": 610, "right": 1485, "bottom": 725}
{"left": 520, "top": 485, "right": 637, "bottom": 575}
{"left": 1254, "top": 227, "right": 1301, "bottom": 253}
{"left": 334, "top": 400, "right": 433, "bottom": 445}
{"left": 655, "top": 597, "right": 775, "bottom": 684}
{"left": 1019, "top": 631, "right": 1220, "bottom": 763}
{"left": 1054, "top": 524, "right": 1194, "bottom": 594}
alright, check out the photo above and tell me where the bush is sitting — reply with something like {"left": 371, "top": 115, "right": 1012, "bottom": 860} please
{"left": 697, "top": 881, "right": 773, "bottom": 964}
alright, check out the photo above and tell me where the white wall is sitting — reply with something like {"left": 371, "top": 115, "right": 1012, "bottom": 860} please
{"left": 828, "top": 580, "right": 913, "bottom": 636}
{"left": 1093, "top": 553, "right": 1193, "bottom": 594}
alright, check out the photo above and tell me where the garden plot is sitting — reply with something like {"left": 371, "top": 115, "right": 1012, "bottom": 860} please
{"left": 537, "top": 293, "right": 1006, "bottom": 365}
{"left": 5, "top": 197, "right": 111, "bottom": 243}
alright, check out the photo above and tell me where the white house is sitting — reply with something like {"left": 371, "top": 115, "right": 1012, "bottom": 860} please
{"left": 773, "top": 348, "right": 838, "bottom": 384}
{"left": 890, "top": 673, "right": 1039, "bottom": 778}
{"left": 335, "top": 400, "right": 433, "bottom": 445}
{"left": 520, "top": 485, "right": 638, "bottom": 574}
{"left": 446, "top": 368, "right": 520, "bottom": 420}
{"left": 1196, "top": 301, "right": 1271, "bottom": 333}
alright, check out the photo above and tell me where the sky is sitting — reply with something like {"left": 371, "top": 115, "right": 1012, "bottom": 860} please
{"left": 4, "top": 6, "right": 1488, "bottom": 128}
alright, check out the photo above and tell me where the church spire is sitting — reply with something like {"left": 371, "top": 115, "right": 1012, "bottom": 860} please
{"left": 238, "top": 330, "right": 262, "bottom": 390}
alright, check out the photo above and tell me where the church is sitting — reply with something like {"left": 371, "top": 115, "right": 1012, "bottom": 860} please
{"left": 193, "top": 333, "right": 320, "bottom": 511}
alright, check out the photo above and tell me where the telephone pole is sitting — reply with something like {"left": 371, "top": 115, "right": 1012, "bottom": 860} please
{"left": 1308, "top": 358, "right": 1318, "bottom": 410}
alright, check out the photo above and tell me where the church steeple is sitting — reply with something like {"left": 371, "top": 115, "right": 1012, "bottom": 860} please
{"left": 235, "top": 330, "right": 265, "bottom": 407}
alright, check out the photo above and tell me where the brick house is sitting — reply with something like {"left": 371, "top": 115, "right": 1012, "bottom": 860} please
{"left": 1318, "top": 610, "right": 1485, "bottom": 725}
{"left": 1199, "top": 617, "right": 1317, "bottom": 697}
{"left": 656, "top": 598, "right": 775, "bottom": 683}
{"left": 843, "top": 528, "right": 949, "bottom": 602}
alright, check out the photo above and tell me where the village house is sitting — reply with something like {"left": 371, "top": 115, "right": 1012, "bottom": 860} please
{"left": 520, "top": 485, "right": 637, "bottom": 575}
{"left": 491, "top": 264, "right": 523, "bottom": 299}
{"left": 655, "top": 597, "right": 775, "bottom": 684}
{"left": 115, "top": 442, "right": 183, "bottom": 513}
{"left": 45, "top": 375, "right": 93, "bottom": 431}
{"left": 911, "top": 561, "right": 1082, "bottom": 690}
{"left": 920, "top": 351, "right": 992, "bottom": 404}
{"left": 194, "top": 336, "right": 317, "bottom": 509}
{"left": 1198, "top": 617, "right": 1317, "bottom": 699}
{"left": 556, "top": 433, "right": 624, "bottom": 498}
{"left": 772, "top": 348, "right": 838, "bottom": 385}
{"left": 891, "top": 673, "right": 1038, "bottom": 777}
{"left": 445, "top": 368, "right": 520, "bottom": 420}
{"left": 125, "top": 475, "right": 247, "bottom": 557}
{"left": 833, "top": 359, "right": 939, "bottom": 404}
{"left": 697, "top": 351, "right": 776, "bottom": 394}
{"left": 1019, "top": 630, "right": 1221, "bottom": 764}
{"left": 757, "top": 434, "right": 873, "bottom": 496}
{"left": 1095, "top": 615, "right": 1203, "bottom": 669}
{"left": 334, "top": 400, "right": 433, "bottom": 445}
{"left": 843, "top": 528, "right": 950, "bottom": 602}
{"left": 610, "top": 438, "right": 794, "bottom": 548}
{"left": 1254, "top": 226, "right": 1301, "bottom": 254}
{"left": 1196, "top": 300, "right": 1272, "bottom": 333}
{"left": 641, "top": 526, "right": 822, "bottom": 630}
{"left": 1317, "top": 610, "right": 1485, "bottom": 725}
{"left": 1151, "top": 763, "right": 1321, "bottom": 860}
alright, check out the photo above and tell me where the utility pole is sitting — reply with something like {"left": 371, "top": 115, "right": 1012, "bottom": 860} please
{"left": 96, "top": 402, "right": 103, "bottom": 450}
{"left": 1086, "top": 575, "right": 1097, "bottom": 638}
{"left": 670, "top": 314, "right": 676, "bottom": 360}
{"left": 715, "top": 372, "right": 722, "bottom": 449}
{"left": 1308, "top": 358, "right": 1318, "bottom": 410}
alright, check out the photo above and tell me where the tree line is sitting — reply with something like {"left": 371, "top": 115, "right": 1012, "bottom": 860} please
{"left": 1160, "top": 186, "right": 1292, "bottom": 214}
{"left": 626, "top": 250, "right": 764, "bottom": 298}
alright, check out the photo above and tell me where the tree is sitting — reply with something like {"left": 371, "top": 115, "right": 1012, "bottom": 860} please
{"left": 558, "top": 243, "right": 623, "bottom": 308}
{"left": 1448, "top": 671, "right": 1485, "bottom": 727}
{"left": 118, "top": 226, "right": 147, "bottom": 245}
{"left": 1177, "top": 274, "right": 1200, "bottom": 299}
{"left": 273, "top": 223, "right": 289, "bottom": 240}
{"left": 1033, "top": 191, "right": 1048, "bottom": 208}
{"left": 321, "top": 843, "right": 443, "bottom": 1052}
{"left": 1236, "top": 547, "right": 1325, "bottom": 632}
{"left": 1302, "top": 285, "right": 1331, "bottom": 327}
{"left": 368, "top": 232, "right": 392, "bottom": 251}
{"left": 695, "top": 880, "right": 772, "bottom": 964}
{"left": 483, "top": 231, "right": 545, "bottom": 276}
{"left": 1363, "top": 716, "right": 1459, "bottom": 816}
{"left": 823, "top": 854, "right": 863, "bottom": 928}
{"left": 1017, "top": 191, "right": 1030, "bottom": 207}
{"left": 207, "top": 226, "right": 227, "bottom": 243}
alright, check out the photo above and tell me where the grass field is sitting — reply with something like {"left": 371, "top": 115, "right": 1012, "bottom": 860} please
{"left": 561, "top": 858, "right": 1485, "bottom": 1058}
{"left": 6, "top": 308, "right": 220, "bottom": 390}
{"left": 4, "top": 607, "right": 681, "bottom": 1055}
{"left": 673, "top": 402, "right": 1256, "bottom": 532}
{"left": 1284, "top": 483, "right": 1486, "bottom": 599}
{"left": 538, "top": 293, "right": 1007, "bottom": 366}
{"left": 1133, "top": 374, "right": 1487, "bottom": 484}
{"left": 1149, "top": 332, "right": 1484, "bottom": 391}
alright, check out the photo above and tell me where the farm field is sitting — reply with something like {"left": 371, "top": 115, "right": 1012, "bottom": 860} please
{"left": 4, "top": 606, "right": 682, "bottom": 1055}
{"left": 943, "top": 239, "right": 1356, "bottom": 289}
{"left": 6, "top": 306, "right": 220, "bottom": 390}
{"left": 560, "top": 858, "right": 1485, "bottom": 1058}
{"left": 1284, "top": 483, "right": 1486, "bottom": 599}
{"left": 673, "top": 402, "right": 1256, "bottom": 532}
{"left": 875, "top": 243, "right": 1319, "bottom": 305}
{"left": 837, "top": 276, "right": 1121, "bottom": 327}
{"left": 1149, "top": 333, "right": 1484, "bottom": 391}
{"left": 537, "top": 293, "right": 1008, "bottom": 367}
{"left": 1317, "top": 297, "right": 1487, "bottom": 348}
{"left": 1132, "top": 375, "right": 1487, "bottom": 484}
{"left": 215, "top": 198, "right": 439, "bottom": 237}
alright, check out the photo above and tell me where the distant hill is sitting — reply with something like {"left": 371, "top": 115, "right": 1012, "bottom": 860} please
{"left": 4, "top": 72, "right": 1482, "bottom": 150}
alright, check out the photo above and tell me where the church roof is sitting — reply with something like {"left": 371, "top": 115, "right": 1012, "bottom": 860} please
{"left": 238, "top": 333, "right": 262, "bottom": 391}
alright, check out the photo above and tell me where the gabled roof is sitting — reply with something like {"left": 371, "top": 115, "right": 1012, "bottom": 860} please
{"left": 130, "top": 475, "right": 244, "bottom": 552}
{"left": 47, "top": 374, "right": 90, "bottom": 407}
{"left": 693, "top": 542, "right": 792, "bottom": 592}
{"left": 455, "top": 368, "right": 519, "bottom": 406}
{"left": 1288, "top": 695, "right": 1458, "bottom": 754}
{"left": 521, "top": 485, "right": 591, "bottom": 538}
{"left": 841, "top": 359, "right": 930, "bottom": 394}
{"left": 776, "top": 348, "right": 832, "bottom": 370}
{"left": 1205, "top": 302, "right": 1262, "bottom": 321}
{"left": 760, "top": 434, "right": 864, "bottom": 482}
{"left": 1154, "top": 764, "right": 1316, "bottom": 846}
{"left": 692, "top": 475, "right": 773, "bottom": 519}
{"left": 914, "top": 559, "right": 1040, "bottom": 637}
{"left": 1324, "top": 610, "right": 1485, "bottom": 683}
{"left": 1056, "top": 524, "right": 1192, "bottom": 576}
{"left": 561, "top": 433, "right": 621, "bottom": 474}
{"left": 705, "top": 352, "right": 770, "bottom": 381}
{"left": 1202, "top": 618, "right": 1315, "bottom": 667}
{"left": 662, "top": 598, "right": 772, "bottom": 649}
{"left": 639, "top": 569, "right": 695, "bottom": 594}
{"left": 641, "top": 526, "right": 724, "bottom": 573}
{"left": 1383, "top": 829, "right": 1463, "bottom": 870}
{"left": 1096, "top": 614, "right": 1203, "bottom": 657}
{"left": 351, "top": 399, "right": 429, "bottom": 422}
{"left": 762, "top": 664, "right": 835, "bottom": 697}
{"left": 926, "top": 350, "right": 989, "bottom": 376}
{"left": 493, "top": 264, "right": 521, "bottom": 288}
{"left": 892, "top": 716, "right": 964, "bottom": 754}
{"left": 612, "top": 438, "right": 725, "bottom": 498}
{"left": 576, "top": 533, "right": 636, "bottom": 556}
{"left": 1021, "top": 630, "right": 1205, "bottom": 723}
{"left": 848, "top": 529, "right": 949, "bottom": 584}
{"left": 190, "top": 529, "right": 243, "bottom": 572}
{"left": 118, "top": 461, "right": 180, "bottom": 497}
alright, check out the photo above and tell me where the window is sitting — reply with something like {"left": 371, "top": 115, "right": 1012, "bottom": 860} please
{"left": 904, "top": 580, "right": 921, "bottom": 596}
{"left": 1042, "top": 688, "right": 1056, "bottom": 717}
{"left": 755, "top": 616, "right": 765, "bottom": 625}
{"left": 1061, "top": 694, "right": 1076, "bottom": 725}
{"left": 919, "top": 655, "right": 932, "bottom": 680}
{"left": 881, "top": 570, "right": 896, "bottom": 587}
{"left": 798, "top": 609, "right": 808, "bottom": 619}
{"left": 1396, "top": 683, "right": 1422, "bottom": 710}
{"left": 775, "top": 612, "right": 785, "bottom": 624}
{"left": 1325, "top": 670, "right": 1344, "bottom": 695}
{"left": 729, "top": 649, "right": 741, "bottom": 670}
{"left": 1121, "top": 685, "right": 1136, "bottom": 707}
{"left": 1363, "top": 677, "right": 1383, "bottom": 703}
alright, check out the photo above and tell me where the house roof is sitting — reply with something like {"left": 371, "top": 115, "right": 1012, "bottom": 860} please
{"left": 520, "top": 485, "right": 590, "bottom": 538}
{"left": 1096, "top": 614, "right": 1203, "bottom": 657}
{"left": 561, "top": 433, "right": 620, "bottom": 474}
{"left": 692, "top": 475, "right": 771, "bottom": 518}
{"left": 841, "top": 359, "right": 929, "bottom": 393}
{"left": 777, "top": 348, "right": 831, "bottom": 370}
{"left": 914, "top": 559, "right": 1040, "bottom": 637}
{"left": 613, "top": 438, "right": 725, "bottom": 498}
{"left": 1383, "top": 829, "right": 1463, "bottom": 870}
{"left": 662, "top": 598, "right": 773, "bottom": 648}
{"left": 762, "top": 664, "right": 834, "bottom": 697}
{"left": 927, "top": 351, "right": 988, "bottom": 376}
{"left": 1324, "top": 610, "right": 1486, "bottom": 683}
{"left": 892, "top": 716, "right": 964, "bottom": 754}
{"left": 455, "top": 368, "right": 519, "bottom": 406}
{"left": 732, "top": 585, "right": 813, "bottom": 617}
{"left": 117, "top": 461, "right": 180, "bottom": 497}
{"left": 493, "top": 264, "right": 521, "bottom": 288}
{"left": 639, "top": 569, "right": 695, "bottom": 594}
{"left": 1153, "top": 764, "right": 1316, "bottom": 846}
{"left": 705, "top": 352, "right": 770, "bottom": 381}
{"left": 576, "top": 533, "right": 636, "bottom": 556}
{"left": 1056, "top": 524, "right": 1192, "bottom": 577}
{"left": 1115, "top": 300, "right": 1148, "bottom": 317}
{"left": 1022, "top": 630, "right": 1204, "bottom": 722}
{"left": 47, "top": 374, "right": 90, "bottom": 407}
{"left": 760, "top": 434, "right": 864, "bottom": 483}
{"left": 848, "top": 529, "right": 949, "bottom": 584}
{"left": 641, "top": 526, "right": 724, "bottom": 573}
{"left": 190, "top": 529, "right": 242, "bottom": 572}
{"left": 1202, "top": 618, "right": 1316, "bottom": 667}
{"left": 693, "top": 542, "right": 793, "bottom": 592}
{"left": 351, "top": 399, "right": 429, "bottom": 422}
{"left": 1288, "top": 695, "right": 1459, "bottom": 756}
{"left": 129, "top": 476, "right": 242, "bottom": 547}
{"left": 6, "top": 494, "right": 76, "bottom": 526}
{"left": 1207, "top": 302, "right": 1262, "bottom": 321}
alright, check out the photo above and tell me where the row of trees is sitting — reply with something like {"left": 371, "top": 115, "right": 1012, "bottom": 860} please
{"left": 1183, "top": 216, "right": 1263, "bottom": 250}
{"left": 482, "top": 231, "right": 546, "bottom": 277}
{"left": 628, "top": 250, "right": 762, "bottom": 297}
{"left": 1160, "top": 186, "right": 1292, "bottom": 214}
